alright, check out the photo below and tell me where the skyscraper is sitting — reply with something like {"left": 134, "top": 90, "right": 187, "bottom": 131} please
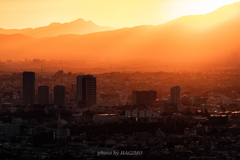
{"left": 54, "top": 85, "right": 65, "bottom": 107}
{"left": 170, "top": 86, "right": 182, "bottom": 105}
{"left": 77, "top": 75, "right": 96, "bottom": 107}
{"left": 38, "top": 86, "right": 49, "bottom": 105}
{"left": 23, "top": 72, "right": 35, "bottom": 106}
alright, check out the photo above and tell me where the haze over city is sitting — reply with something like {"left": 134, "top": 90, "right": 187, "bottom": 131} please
{"left": 0, "top": 1, "right": 240, "bottom": 72}
{"left": 1, "top": 1, "right": 240, "bottom": 160}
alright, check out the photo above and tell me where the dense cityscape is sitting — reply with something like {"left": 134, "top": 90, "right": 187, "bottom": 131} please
{"left": 1, "top": 64, "right": 240, "bottom": 160}
{"left": 1, "top": 0, "right": 240, "bottom": 159}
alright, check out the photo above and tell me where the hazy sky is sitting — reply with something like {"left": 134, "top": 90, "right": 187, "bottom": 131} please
{"left": 0, "top": 0, "right": 240, "bottom": 29}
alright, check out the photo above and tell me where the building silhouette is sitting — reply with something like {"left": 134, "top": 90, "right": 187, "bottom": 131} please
{"left": 132, "top": 90, "right": 157, "bottom": 105}
{"left": 54, "top": 85, "right": 65, "bottom": 107}
{"left": 23, "top": 72, "right": 35, "bottom": 106}
{"left": 38, "top": 86, "right": 49, "bottom": 105}
{"left": 77, "top": 75, "right": 96, "bottom": 107}
{"left": 49, "top": 91, "right": 54, "bottom": 104}
{"left": 170, "top": 86, "right": 182, "bottom": 105}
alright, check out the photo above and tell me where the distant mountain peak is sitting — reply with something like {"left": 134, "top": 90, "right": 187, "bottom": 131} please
{"left": 0, "top": 18, "right": 114, "bottom": 38}
{"left": 73, "top": 18, "right": 86, "bottom": 22}
{"left": 1, "top": 1, "right": 240, "bottom": 68}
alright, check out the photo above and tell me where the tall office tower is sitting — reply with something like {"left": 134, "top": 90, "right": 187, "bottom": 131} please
{"left": 23, "top": 72, "right": 35, "bottom": 106}
{"left": 170, "top": 86, "right": 182, "bottom": 105}
{"left": 54, "top": 85, "right": 65, "bottom": 107}
{"left": 38, "top": 86, "right": 49, "bottom": 105}
{"left": 49, "top": 91, "right": 54, "bottom": 104}
{"left": 132, "top": 90, "right": 157, "bottom": 105}
{"left": 77, "top": 75, "right": 96, "bottom": 107}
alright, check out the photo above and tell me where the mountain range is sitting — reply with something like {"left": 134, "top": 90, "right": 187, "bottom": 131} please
{"left": 1, "top": 2, "right": 240, "bottom": 68}
{"left": 0, "top": 18, "right": 114, "bottom": 38}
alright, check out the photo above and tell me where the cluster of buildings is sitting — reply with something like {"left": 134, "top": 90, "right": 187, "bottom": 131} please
{"left": 1, "top": 70, "right": 240, "bottom": 159}
{"left": 132, "top": 86, "right": 182, "bottom": 106}
{"left": 22, "top": 72, "right": 97, "bottom": 107}
{"left": 22, "top": 71, "right": 184, "bottom": 109}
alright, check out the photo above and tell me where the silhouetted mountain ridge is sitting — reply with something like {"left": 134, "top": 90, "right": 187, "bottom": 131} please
{"left": 1, "top": 2, "right": 240, "bottom": 69}
{"left": 0, "top": 18, "right": 114, "bottom": 38}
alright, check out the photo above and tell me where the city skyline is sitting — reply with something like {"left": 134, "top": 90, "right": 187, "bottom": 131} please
{"left": 1, "top": 1, "right": 240, "bottom": 159}
{"left": 21, "top": 71, "right": 97, "bottom": 107}
{"left": 1, "top": 69, "right": 240, "bottom": 159}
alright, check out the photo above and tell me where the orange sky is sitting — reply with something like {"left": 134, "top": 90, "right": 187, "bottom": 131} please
{"left": 0, "top": 0, "right": 240, "bottom": 29}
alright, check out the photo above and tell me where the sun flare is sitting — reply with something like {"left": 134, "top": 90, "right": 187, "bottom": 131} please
{"left": 158, "top": 0, "right": 240, "bottom": 23}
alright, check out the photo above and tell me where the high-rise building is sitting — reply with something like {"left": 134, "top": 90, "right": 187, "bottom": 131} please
{"left": 170, "top": 86, "right": 182, "bottom": 105}
{"left": 38, "top": 86, "right": 49, "bottom": 105}
{"left": 77, "top": 75, "right": 96, "bottom": 106}
{"left": 23, "top": 72, "right": 35, "bottom": 106}
{"left": 132, "top": 91, "right": 157, "bottom": 105}
{"left": 54, "top": 85, "right": 65, "bottom": 107}
{"left": 49, "top": 91, "right": 54, "bottom": 104}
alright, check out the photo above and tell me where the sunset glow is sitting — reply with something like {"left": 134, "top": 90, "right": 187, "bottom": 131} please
{"left": 0, "top": 0, "right": 240, "bottom": 70}
{"left": 0, "top": 0, "right": 240, "bottom": 29}
{"left": 1, "top": 1, "right": 240, "bottom": 158}
{"left": 158, "top": 0, "right": 240, "bottom": 22}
